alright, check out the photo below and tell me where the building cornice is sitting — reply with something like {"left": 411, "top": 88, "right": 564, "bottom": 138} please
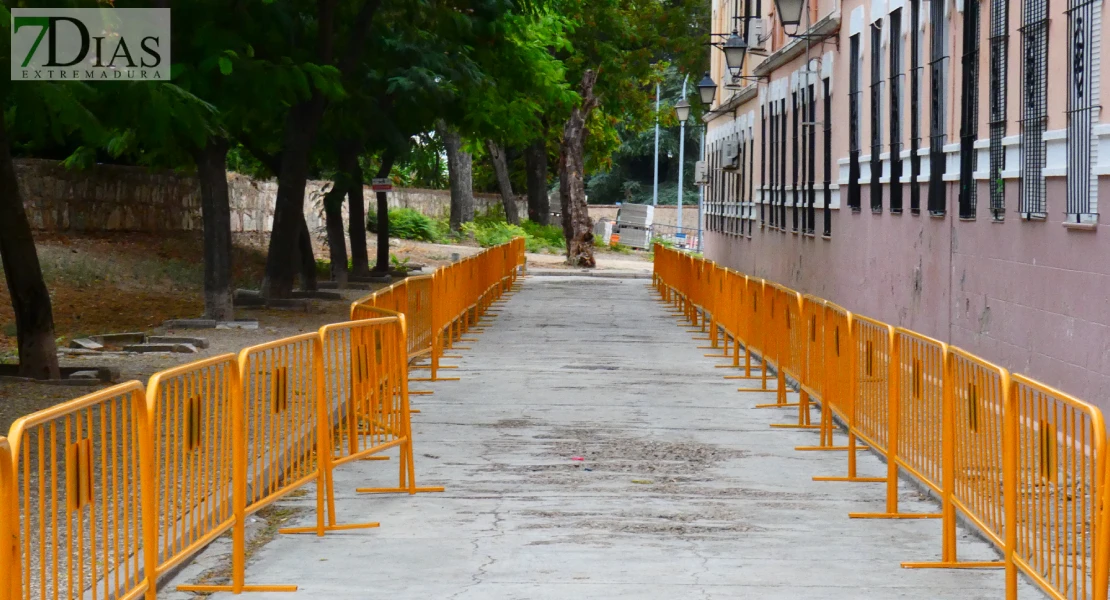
{"left": 752, "top": 13, "right": 841, "bottom": 78}
{"left": 703, "top": 83, "right": 758, "bottom": 123}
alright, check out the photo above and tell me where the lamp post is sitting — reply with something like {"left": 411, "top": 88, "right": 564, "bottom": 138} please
{"left": 696, "top": 74, "right": 715, "bottom": 253}
{"left": 675, "top": 76, "right": 690, "bottom": 233}
{"left": 653, "top": 83, "right": 660, "bottom": 206}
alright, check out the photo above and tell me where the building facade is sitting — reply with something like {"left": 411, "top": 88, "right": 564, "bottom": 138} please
{"left": 702, "top": 0, "right": 1110, "bottom": 411}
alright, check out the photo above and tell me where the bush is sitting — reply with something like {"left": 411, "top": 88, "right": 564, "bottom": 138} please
{"left": 521, "top": 220, "right": 565, "bottom": 251}
{"left": 462, "top": 221, "right": 527, "bottom": 248}
{"left": 367, "top": 208, "right": 440, "bottom": 242}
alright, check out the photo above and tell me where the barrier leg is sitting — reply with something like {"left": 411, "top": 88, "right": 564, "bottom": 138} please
{"left": 795, "top": 402, "right": 870, "bottom": 451}
{"left": 812, "top": 433, "right": 887, "bottom": 481}
{"left": 770, "top": 390, "right": 820, "bottom": 429}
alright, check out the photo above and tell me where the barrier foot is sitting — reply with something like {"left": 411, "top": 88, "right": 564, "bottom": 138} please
{"left": 459, "top": 338, "right": 479, "bottom": 342}
{"left": 900, "top": 561, "right": 1005, "bottom": 569}
{"left": 704, "top": 354, "right": 730, "bottom": 358}
{"left": 411, "top": 377, "right": 461, "bottom": 382}
{"left": 737, "top": 388, "right": 779, "bottom": 393}
{"left": 410, "top": 390, "right": 434, "bottom": 396}
{"left": 717, "top": 364, "right": 757, "bottom": 370}
{"left": 279, "top": 521, "right": 380, "bottom": 535}
{"left": 795, "top": 445, "right": 871, "bottom": 452}
{"left": 177, "top": 585, "right": 299, "bottom": 593}
{"left": 360, "top": 456, "right": 391, "bottom": 461}
{"left": 754, "top": 402, "right": 800, "bottom": 408}
{"left": 848, "top": 512, "right": 943, "bottom": 519}
{"left": 442, "top": 355, "right": 464, "bottom": 358}
{"left": 695, "top": 340, "right": 713, "bottom": 344}
{"left": 770, "top": 424, "right": 821, "bottom": 429}
{"left": 356, "top": 486, "right": 446, "bottom": 494}
{"left": 723, "top": 373, "right": 767, "bottom": 379}
{"left": 410, "top": 409, "right": 422, "bottom": 414}
{"left": 813, "top": 475, "right": 887, "bottom": 482}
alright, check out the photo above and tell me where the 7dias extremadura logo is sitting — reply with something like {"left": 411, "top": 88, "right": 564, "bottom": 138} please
{"left": 11, "top": 8, "right": 170, "bottom": 81}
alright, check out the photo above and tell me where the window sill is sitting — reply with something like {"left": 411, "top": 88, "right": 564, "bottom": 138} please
{"left": 821, "top": 234, "right": 832, "bottom": 241}
{"left": 929, "top": 212, "right": 947, "bottom": 219}
{"left": 1063, "top": 221, "right": 1098, "bottom": 231}
{"left": 959, "top": 216, "right": 976, "bottom": 222}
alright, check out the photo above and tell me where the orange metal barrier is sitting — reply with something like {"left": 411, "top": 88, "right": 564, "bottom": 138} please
{"left": 1011, "top": 375, "right": 1105, "bottom": 600}
{"left": 0, "top": 437, "right": 12, "bottom": 600}
{"left": 319, "top": 317, "right": 443, "bottom": 495}
{"left": 8, "top": 382, "right": 152, "bottom": 600}
{"left": 653, "top": 245, "right": 1110, "bottom": 599}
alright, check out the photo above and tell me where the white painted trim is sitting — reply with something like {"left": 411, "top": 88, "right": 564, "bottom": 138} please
{"left": 850, "top": 5, "right": 866, "bottom": 35}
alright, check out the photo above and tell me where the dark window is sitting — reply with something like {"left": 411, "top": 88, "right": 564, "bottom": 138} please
{"left": 989, "top": 0, "right": 1009, "bottom": 220}
{"left": 749, "top": 126, "right": 755, "bottom": 236}
{"left": 871, "top": 23, "right": 884, "bottom": 212}
{"left": 781, "top": 98, "right": 789, "bottom": 228}
{"left": 910, "top": 0, "right": 923, "bottom": 214}
{"left": 1066, "top": 0, "right": 1098, "bottom": 222}
{"left": 770, "top": 103, "right": 778, "bottom": 228}
{"left": 807, "top": 83, "right": 817, "bottom": 234}
{"left": 1020, "top": 0, "right": 1049, "bottom": 218}
{"left": 849, "top": 34, "right": 863, "bottom": 211}
{"left": 890, "top": 9, "right": 904, "bottom": 213}
{"left": 959, "top": 0, "right": 982, "bottom": 219}
{"left": 823, "top": 78, "right": 833, "bottom": 236}
{"left": 793, "top": 89, "right": 801, "bottom": 231}
{"left": 928, "top": 0, "right": 949, "bottom": 215}
{"left": 761, "top": 106, "right": 767, "bottom": 227}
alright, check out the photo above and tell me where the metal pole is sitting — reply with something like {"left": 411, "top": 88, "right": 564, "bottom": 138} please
{"left": 698, "top": 125, "right": 706, "bottom": 252}
{"left": 653, "top": 83, "right": 661, "bottom": 207}
{"left": 677, "top": 75, "right": 689, "bottom": 231}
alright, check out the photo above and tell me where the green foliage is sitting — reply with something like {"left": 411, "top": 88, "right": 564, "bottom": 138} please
{"left": 462, "top": 221, "right": 527, "bottom": 248}
{"left": 367, "top": 208, "right": 440, "bottom": 242}
{"left": 651, "top": 236, "right": 675, "bottom": 249}
{"left": 521, "top": 220, "right": 566, "bottom": 251}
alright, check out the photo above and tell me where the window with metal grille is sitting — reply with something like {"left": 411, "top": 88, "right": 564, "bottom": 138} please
{"left": 761, "top": 105, "right": 767, "bottom": 227}
{"left": 770, "top": 103, "right": 778, "bottom": 228}
{"left": 989, "top": 0, "right": 1009, "bottom": 220}
{"left": 1020, "top": 0, "right": 1049, "bottom": 218}
{"left": 910, "top": 0, "right": 923, "bottom": 214}
{"left": 710, "top": 140, "right": 718, "bottom": 232}
{"left": 807, "top": 82, "right": 817, "bottom": 234}
{"left": 793, "top": 89, "right": 801, "bottom": 231}
{"left": 824, "top": 77, "right": 833, "bottom": 236}
{"left": 959, "top": 0, "right": 982, "bottom": 219}
{"left": 749, "top": 125, "right": 756, "bottom": 236}
{"left": 781, "top": 98, "right": 789, "bottom": 228}
{"left": 871, "top": 23, "right": 884, "bottom": 212}
{"left": 890, "top": 9, "right": 904, "bottom": 213}
{"left": 849, "top": 34, "right": 863, "bottom": 211}
{"left": 1066, "top": 0, "right": 1098, "bottom": 223}
{"left": 928, "top": 0, "right": 949, "bottom": 215}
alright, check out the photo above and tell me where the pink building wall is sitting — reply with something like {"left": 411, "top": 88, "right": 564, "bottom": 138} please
{"left": 702, "top": 0, "right": 1110, "bottom": 413}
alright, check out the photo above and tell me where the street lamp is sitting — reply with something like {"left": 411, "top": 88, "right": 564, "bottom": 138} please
{"left": 722, "top": 31, "right": 748, "bottom": 77}
{"left": 697, "top": 72, "right": 717, "bottom": 107}
{"left": 674, "top": 99, "right": 691, "bottom": 124}
{"left": 773, "top": 0, "right": 807, "bottom": 30}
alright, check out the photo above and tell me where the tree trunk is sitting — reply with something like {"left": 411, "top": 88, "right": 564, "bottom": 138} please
{"left": 525, "top": 137, "right": 549, "bottom": 224}
{"left": 486, "top": 140, "right": 520, "bottom": 224}
{"left": 372, "top": 153, "right": 397, "bottom": 274}
{"left": 341, "top": 144, "right": 369, "bottom": 276}
{"left": 0, "top": 116, "right": 59, "bottom": 379}
{"left": 323, "top": 182, "right": 348, "bottom": 286}
{"left": 297, "top": 212, "right": 318, "bottom": 291}
{"left": 194, "top": 137, "right": 235, "bottom": 321}
{"left": 262, "top": 97, "right": 325, "bottom": 299}
{"left": 441, "top": 122, "right": 474, "bottom": 232}
{"left": 559, "top": 70, "right": 599, "bottom": 268}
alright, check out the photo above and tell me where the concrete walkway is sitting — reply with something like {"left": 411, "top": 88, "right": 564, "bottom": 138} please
{"left": 175, "top": 274, "right": 1039, "bottom": 599}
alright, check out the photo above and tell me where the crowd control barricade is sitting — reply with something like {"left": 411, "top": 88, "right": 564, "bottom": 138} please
{"left": 0, "top": 437, "right": 12, "bottom": 600}
{"left": 850, "top": 327, "right": 944, "bottom": 520}
{"left": 747, "top": 284, "right": 788, "bottom": 403}
{"left": 1011, "top": 375, "right": 1105, "bottom": 600}
{"left": 7, "top": 382, "right": 152, "bottom": 600}
{"left": 902, "top": 347, "right": 1011, "bottom": 569}
{"left": 318, "top": 316, "right": 443, "bottom": 495}
{"left": 770, "top": 289, "right": 817, "bottom": 429}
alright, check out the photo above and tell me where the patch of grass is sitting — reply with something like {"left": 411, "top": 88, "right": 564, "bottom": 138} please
{"left": 462, "top": 221, "right": 527, "bottom": 248}
{"left": 521, "top": 221, "right": 565, "bottom": 253}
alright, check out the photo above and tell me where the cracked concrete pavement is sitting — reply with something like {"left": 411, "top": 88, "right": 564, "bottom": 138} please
{"left": 168, "top": 274, "right": 1041, "bottom": 599}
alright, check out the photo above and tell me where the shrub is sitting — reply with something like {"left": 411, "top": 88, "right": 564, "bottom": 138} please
{"left": 462, "top": 221, "right": 527, "bottom": 248}
{"left": 521, "top": 220, "right": 565, "bottom": 251}
{"left": 367, "top": 208, "right": 440, "bottom": 242}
